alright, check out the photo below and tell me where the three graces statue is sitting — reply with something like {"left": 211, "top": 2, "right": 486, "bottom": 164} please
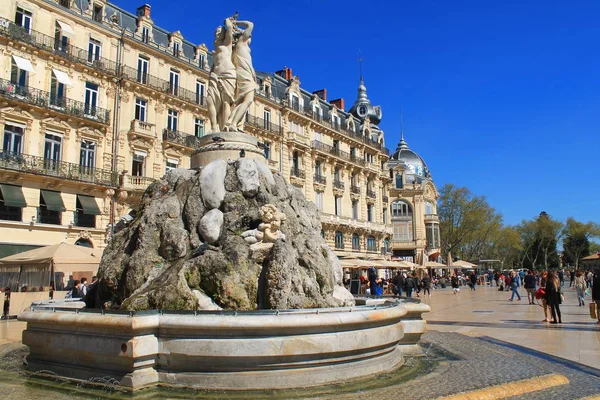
{"left": 207, "top": 13, "right": 258, "bottom": 133}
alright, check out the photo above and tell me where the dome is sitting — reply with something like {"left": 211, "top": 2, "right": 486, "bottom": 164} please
{"left": 348, "top": 77, "right": 382, "bottom": 125}
{"left": 389, "top": 136, "right": 429, "bottom": 179}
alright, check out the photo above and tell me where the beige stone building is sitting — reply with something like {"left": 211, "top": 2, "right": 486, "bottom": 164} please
{"left": 0, "top": 0, "right": 437, "bottom": 263}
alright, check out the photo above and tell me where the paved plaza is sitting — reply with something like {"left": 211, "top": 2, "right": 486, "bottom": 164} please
{"left": 420, "top": 282, "right": 600, "bottom": 370}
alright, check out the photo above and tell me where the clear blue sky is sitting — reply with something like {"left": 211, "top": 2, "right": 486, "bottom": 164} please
{"left": 116, "top": 0, "right": 600, "bottom": 226}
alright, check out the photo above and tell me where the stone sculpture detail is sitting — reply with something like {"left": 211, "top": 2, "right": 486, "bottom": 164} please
{"left": 207, "top": 13, "right": 258, "bottom": 132}
{"left": 242, "top": 204, "right": 287, "bottom": 246}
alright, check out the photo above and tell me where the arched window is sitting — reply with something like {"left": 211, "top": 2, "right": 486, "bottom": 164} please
{"left": 391, "top": 200, "right": 411, "bottom": 217}
{"left": 384, "top": 238, "right": 390, "bottom": 253}
{"left": 425, "top": 201, "right": 434, "bottom": 215}
{"left": 74, "top": 238, "right": 93, "bottom": 248}
{"left": 352, "top": 234, "right": 360, "bottom": 250}
{"left": 335, "top": 231, "right": 344, "bottom": 249}
{"left": 367, "top": 236, "right": 376, "bottom": 252}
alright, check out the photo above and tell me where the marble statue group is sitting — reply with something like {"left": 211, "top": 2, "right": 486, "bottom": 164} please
{"left": 207, "top": 13, "right": 258, "bottom": 133}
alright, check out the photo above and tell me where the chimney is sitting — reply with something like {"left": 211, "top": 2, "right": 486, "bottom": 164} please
{"left": 275, "top": 66, "right": 293, "bottom": 80}
{"left": 136, "top": 4, "right": 151, "bottom": 18}
{"left": 330, "top": 98, "right": 345, "bottom": 110}
{"left": 313, "top": 89, "right": 327, "bottom": 101}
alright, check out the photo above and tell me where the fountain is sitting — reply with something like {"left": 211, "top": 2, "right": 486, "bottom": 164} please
{"left": 17, "top": 13, "right": 429, "bottom": 391}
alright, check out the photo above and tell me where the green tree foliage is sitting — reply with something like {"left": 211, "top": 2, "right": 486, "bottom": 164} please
{"left": 561, "top": 218, "right": 600, "bottom": 268}
{"left": 518, "top": 212, "right": 562, "bottom": 270}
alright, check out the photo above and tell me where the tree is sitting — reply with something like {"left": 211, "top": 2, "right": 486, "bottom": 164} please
{"left": 438, "top": 184, "right": 503, "bottom": 262}
{"left": 562, "top": 218, "right": 600, "bottom": 269}
{"left": 518, "top": 212, "right": 563, "bottom": 270}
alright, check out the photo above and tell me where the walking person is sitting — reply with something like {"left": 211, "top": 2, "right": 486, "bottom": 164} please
{"left": 368, "top": 268, "right": 379, "bottom": 297}
{"left": 524, "top": 270, "right": 537, "bottom": 304}
{"left": 592, "top": 268, "right": 600, "bottom": 325}
{"left": 405, "top": 274, "right": 415, "bottom": 298}
{"left": 422, "top": 274, "right": 431, "bottom": 297}
{"left": 558, "top": 269, "right": 565, "bottom": 288}
{"left": 509, "top": 271, "right": 521, "bottom": 301}
{"left": 573, "top": 270, "right": 587, "bottom": 306}
{"left": 393, "top": 271, "right": 404, "bottom": 297}
{"left": 451, "top": 274, "right": 460, "bottom": 294}
{"left": 569, "top": 269, "right": 575, "bottom": 288}
{"left": 469, "top": 271, "right": 477, "bottom": 291}
{"left": 545, "top": 271, "right": 562, "bottom": 324}
{"left": 540, "top": 271, "right": 551, "bottom": 322}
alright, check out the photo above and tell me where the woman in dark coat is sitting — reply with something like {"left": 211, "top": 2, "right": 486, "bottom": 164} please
{"left": 545, "top": 271, "right": 562, "bottom": 324}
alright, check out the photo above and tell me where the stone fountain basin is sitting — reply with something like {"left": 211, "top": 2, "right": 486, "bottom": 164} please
{"left": 18, "top": 300, "right": 429, "bottom": 391}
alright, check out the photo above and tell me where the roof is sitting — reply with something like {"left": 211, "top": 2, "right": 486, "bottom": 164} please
{"left": 582, "top": 253, "right": 600, "bottom": 260}
{"left": 0, "top": 243, "right": 99, "bottom": 265}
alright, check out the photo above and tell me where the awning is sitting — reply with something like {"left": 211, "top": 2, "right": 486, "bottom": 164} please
{"left": 12, "top": 55, "right": 35, "bottom": 74}
{"left": 0, "top": 184, "right": 27, "bottom": 208}
{"left": 52, "top": 68, "right": 73, "bottom": 87}
{"left": 40, "top": 190, "right": 65, "bottom": 212}
{"left": 56, "top": 20, "right": 75, "bottom": 37}
{"left": 77, "top": 195, "right": 101, "bottom": 215}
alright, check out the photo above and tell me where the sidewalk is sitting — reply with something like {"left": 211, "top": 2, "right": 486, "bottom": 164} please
{"left": 421, "top": 283, "right": 600, "bottom": 369}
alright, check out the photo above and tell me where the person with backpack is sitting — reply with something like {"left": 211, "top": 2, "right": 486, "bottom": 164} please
{"left": 405, "top": 275, "right": 415, "bottom": 298}
{"left": 393, "top": 271, "right": 404, "bottom": 297}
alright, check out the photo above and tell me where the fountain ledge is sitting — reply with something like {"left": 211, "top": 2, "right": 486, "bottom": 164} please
{"left": 18, "top": 300, "right": 429, "bottom": 391}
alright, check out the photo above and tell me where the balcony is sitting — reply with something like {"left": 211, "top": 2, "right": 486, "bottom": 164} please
{"left": 333, "top": 179, "right": 345, "bottom": 190}
{"left": 121, "top": 175, "right": 156, "bottom": 191}
{"left": 366, "top": 190, "right": 377, "bottom": 199}
{"left": 313, "top": 174, "right": 326, "bottom": 185}
{"left": 350, "top": 154, "right": 366, "bottom": 166}
{"left": 162, "top": 129, "right": 202, "bottom": 150}
{"left": 0, "top": 24, "right": 119, "bottom": 76}
{"left": 350, "top": 185, "right": 361, "bottom": 195}
{"left": 245, "top": 114, "right": 283, "bottom": 136}
{"left": 129, "top": 119, "right": 157, "bottom": 140}
{"left": 425, "top": 214, "right": 440, "bottom": 223}
{"left": 290, "top": 168, "right": 306, "bottom": 179}
{"left": 320, "top": 214, "right": 393, "bottom": 235}
{"left": 0, "top": 151, "right": 117, "bottom": 186}
{"left": 122, "top": 66, "right": 206, "bottom": 107}
{"left": 37, "top": 207, "right": 61, "bottom": 225}
{"left": 0, "top": 79, "right": 110, "bottom": 125}
{"left": 383, "top": 195, "right": 389, "bottom": 203}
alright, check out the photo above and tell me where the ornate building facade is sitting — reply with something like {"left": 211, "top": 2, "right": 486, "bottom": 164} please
{"left": 0, "top": 0, "right": 420, "bottom": 260}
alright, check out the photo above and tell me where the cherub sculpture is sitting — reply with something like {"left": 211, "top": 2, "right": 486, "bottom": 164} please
{"left": 242, "top": 204, "right": 286, "bottom": 245}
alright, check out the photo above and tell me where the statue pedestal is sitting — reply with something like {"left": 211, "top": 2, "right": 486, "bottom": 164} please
{"left": 190, "top": 132, "right": 265, "bottom": 169}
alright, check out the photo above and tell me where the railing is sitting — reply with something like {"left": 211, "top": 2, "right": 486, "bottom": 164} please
{"left": 0, "top": 78, "right": 110, "bottom": 124}
{"left": 335, "top": 242, "right": 344, "bottom": 250}
{"left": 425, "top": 214, "right": 440, "bottom": 222}
{"left": 367, "top": 190, "right": 377, "bottom": 199}
{"left": 320, "top": 213, "right": 393, "bottom": 235}
{"left": 0, "top": 208, "right": 22, "bottom": 222}
{"left": 352, "top": 243, "right": 361, "bottom": 251}
{"left": 121, "top": 175, "right": 156, "bottom": 191}
{"left": 0, "top": 151, "right": 117, "bottom": 186}
{"left": 37, "top": 207, "right": 61, "bottom": 225}
{"left": 290, "top": 168, "right": 305, "bottom": 179}
{"left": 162, "top": 129, "right": 202, "bottom": 149}
{"left": 267, "top": 159, "right": 277, "bottom": 167}
{"left": 74, "top": 211, "right": 95, "bottom": 228}
{"left": 351, "top": 185, "right": 361, "bottom": 194}
{"left": 313, "top": 174, "right": 326, "bottom": 185}
{"left": 383, "top": 195, "right": 389, "bottom": 203}
{"left": 245, "top": 114, "right": 283, "bottom": 136}
{"left": 0, "top": 23, "right": 119, "bottom": 76}
{"left": 122, "top": 65, "right": 207, "bottom": 106}
{"left": 350, "top": 154, "right": 366, "bottom": 166}
{"left": 333, "top": 180, "right": 345, "bottom": 190}
{"left": 130, "top": 120, "right": 157, "bottom": 137}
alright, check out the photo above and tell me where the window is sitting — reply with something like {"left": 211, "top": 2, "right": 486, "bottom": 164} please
{"left": 384, "top": 239, "right": 390, "bottom": 254}
{"left": 292, "top": 151, "right": 300, "bottom": 171}
{"left": 365, "top": 152, "right": 373, "bottom": 163}
{"left": 332, "top": 115, "right": 340, "bottom": 130}
{"left": 314, "top": 160, "right": 322, "bottom": 177}
{"left": 173, "top": 41, "right": 180, "bottom": 57}
{"left": 15, "top": 8, "right": 33, "bottom": 33}
{"left": 166, "top": 158, "right": 178, "bottom": 172}
{"left": 88, "top": 39, "right": 101, "bottom": 63}
{"left": 367, "top": 204, "right": 374, "bottom": 222}
{"left": 54, "top": 22, "right": 69, "bottom": 53}
{"left": 314, "top": 106, "right": 323, "bottom": 121}
{"left": 132, "top": 152, "right": 146, "bottom": 176}
{"left": 0, "top": 185, "right": 24, "bottom": 222}
{"left": 198, "top": 53, "right": 206, "bottom": 69}
{"left": 315, "top": 191, "right": 323, "bottom": 210}
{"left": 333, "top": 167, "right": 341, "bottom": 182}
{"left": 169, "top": 68, "right": 179, "bottom": 95}
{"left": 135, "top": 98, "right": 147, "bottom": 121}
{"left": 335, "top": 196, "right": 342, "bottom": 216}
{"left": 44, "top": 133, "right": 62, "bottom": 168}
{"left": 391, "top": 201, "right": 411, "bottom": 217}
{"left": 50, "top": 72, "right": 66, "bottom": 107}
{"left": 263, "top": 141, "right": 271, "bottom": 159}
{"left": 79, "top": 140, "right": 96, "bottom": 171}
{"left": 426, "top": 223, "right": 441, "bottom": 249}
{"left": 195, "top": 81, "right": 205, "bottom": 105}
{"left": 352, "top": 200, "right": 359, "bottom": 220}
{"left": 137, "top": 56, "right": 149, "bottom": 84}
{"left": 93, "top": 4, "right": 103, "bottom": 22}
{"left": 395, "top": 173, "right": 403, "bottom": 189}
{"left": 367, "top": 236, "right": 376, "bottom": 252}
{"left": 38, "top": 190, "right": 63, "bottom": 225}
{"left": 75, "top": 196, "right": 96, "bottom": 228}
{"left": 335, "top": 231, "right": 344, "bottom": 249}
{"left": 382, "top": 208, "right": 388, "bottom": 224}
{"left": 3, "top": 123, "right": 24, "bottom": 154}
{"left": 84, "top": 82, "right": 99, "bottom": 116}
{"left": 350, "top": 147, "right": 356, "bottom": 159}
{"left": 332, "top": 139, "right": 339, "bottom": 151}
{"left": 291, "top": 94, "right": 300, "bottom": 111}
{"left": 394, "top": 221, "right": 414, "bottom": 242}
{"left": 263, "top": 110, "right": 271, "bottom": 129}
{"left": 167, "top": 109, "right": 178, "bottom": 131}
{"left": 352, "top": 234, "right": 360, "bottom": 250}
{"left": 194, "top": 118, "right": 204, "bottom": 137}
{"left": 141, "top": 26, "right": 150, "bottom": 43}
{"left": 425, "top": 201, "right": 434, "bottom": 215}
{"left": 10, "top": 58, "right": 28, "bottom": 87}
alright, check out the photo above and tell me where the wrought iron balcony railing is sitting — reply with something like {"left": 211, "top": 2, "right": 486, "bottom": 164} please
{"left": 0, "top": 78, "right": 110, "bottom": 124}
{"left": 333, "top": 180, "right": 345, "bottom": 190}
{"left": 162, "top": 129, "right": 203, "bottom": 149}
{"left": 290, "top": 168, "right": 305, "bottom": 179}
{"left": 383, "top": 195, "right": 389, "bottom": 203}
{"left": 245, "top": 114, "right": 283, "bottom": 136}
{"left": 0, "top": 23, "right": 119, "bottom": 76}
{"left": 313, "top": 174, "right": 326, "bottom": 185}
{"left": 351, "top": 185, "right": 361, "bottom": 194}
{"left": 0, "top": 208, "right": 22, "bottom": 222}
{"left": 37, "top": 207, "right": 61, "bottom": 225}
{"left": 122, "top": 65, "right": 207, "bottom": 107}
{"left": 74, "top": 211, "right": 96, "bottom": 228}
{"left": 0, "top": 151, "right": 117, "bottom": 186}
{"left": 366, "top": 190, "right": 377, "bottom": 199}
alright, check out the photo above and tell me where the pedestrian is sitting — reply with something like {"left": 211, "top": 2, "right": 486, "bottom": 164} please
{"left": 558, "top": 269, "right": 565, "bottom": 288}
{"left": 80, "top": 277, "right": 88, "bottom": 297}
{"left": 368, "top": 268, "right": 379, "bottom": 297}
{"left": 524, "top": 270, "right": 537, "bottom": 304}
{"left": 469, "top": 271, "right": 477, "bottom": 291}
{"left": 539, "top": 271, "right": 551, "bottom": 322}
{"left": 405, "top": 274, "right": 415, "bottom": 298}
{"left": 451, "top": 274, "right": 460, "bottom": 294}
{"left": 422, "top": 274, "right": 431, "bottom": 297}
{"left": 569, "top": 269, "right": 575, "bottom": 288}
{"left": 393, "top": 271, "right": 404, "bottom": 297}
{"left": 2, "top": 288, "right": 10, "bottom": 319}
{"left": 509, "top": 271, "right": 521, "bottom": 301}
{"left": 414, "top": 274, "right": 422, "bottom": 297}
{"left": 573, "top": 270, "right": 587, "bottom": 306}
{"left": 545, "top": 271, "right": 562, "bottom": 324}
{"left": 592, "top": 269, "right": 600, "bottom": 325}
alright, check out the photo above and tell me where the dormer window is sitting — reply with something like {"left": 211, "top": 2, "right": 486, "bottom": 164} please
{"left": 93, "top": 4, "right": 103, "bottom": 22}
{"left": 358, "top": 105, "right": 367, "bottom": 116}
{"left": 173, "top": 41, "right": 180, "bottom": 57}
{"left": 198, "top": 53, "right": 206, "bottom": 69}
{"left": 141, "top": 26, "right": 150, "bottom": 43}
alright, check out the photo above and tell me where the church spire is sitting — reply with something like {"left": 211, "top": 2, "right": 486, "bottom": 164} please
{"left": 397, "top": 108, "right": 408, "bottom": 149}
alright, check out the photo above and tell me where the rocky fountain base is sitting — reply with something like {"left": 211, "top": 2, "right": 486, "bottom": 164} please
{"left": 18, "top": 133, "right": 429, "bottom": 390}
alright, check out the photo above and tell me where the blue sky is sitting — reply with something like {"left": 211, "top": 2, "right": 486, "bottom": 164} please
{"left": 116, "top": 0, "right": 599, "bottom": 226}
